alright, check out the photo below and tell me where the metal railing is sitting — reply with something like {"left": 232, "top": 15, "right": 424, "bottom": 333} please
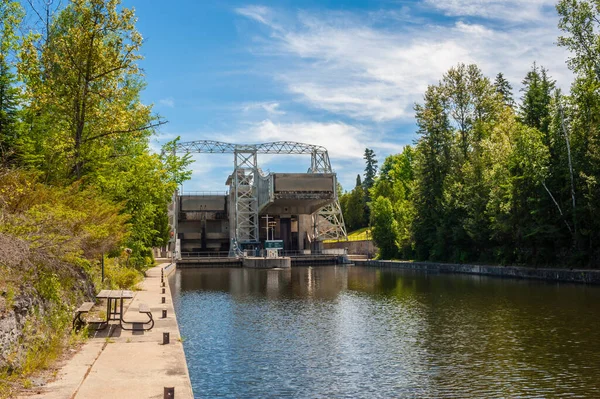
{"left": 180, "top": 191, "right": 229, "bottom": 196}
{"left": 324, "top": 234, "right": 372, "bottom": 243}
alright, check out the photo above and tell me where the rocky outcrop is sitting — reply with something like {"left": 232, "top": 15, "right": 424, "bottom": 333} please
{"left": 0, "top": 233, "right": 95, "bottom": 372}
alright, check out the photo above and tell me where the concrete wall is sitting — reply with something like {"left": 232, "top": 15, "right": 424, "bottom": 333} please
{"left": 243, "top": 257, "right": 291, "bottom": 268}
{"left": 354, "top": 260, "right": 600, "bottom": 285}
{"left": 324, "top": 239, "right": 378, "bottom": 256}
{"left": 180, "top": 195, "right": 226, "bottom": 211}
{"left": 274, "top": 173, "right": 334, "bottom": 192}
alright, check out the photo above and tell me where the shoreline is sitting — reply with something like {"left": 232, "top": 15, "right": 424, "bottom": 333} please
{"left": 353, "top": 259, "right": 600, "bottom": 284}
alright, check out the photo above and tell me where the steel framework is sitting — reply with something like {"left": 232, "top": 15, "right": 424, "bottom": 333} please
{"left": 173, "top": 140, "right": 347, "bottom": 248}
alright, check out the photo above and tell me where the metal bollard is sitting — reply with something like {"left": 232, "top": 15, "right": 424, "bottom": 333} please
{"left": 162, "top": 287, "right": 166, "bottom": 294}
{"left": 162, "top": 296, "right": 166, "bottom": 304}
{"left": 164, "top": 386, "right": 174, "bottom": 398}
{"left": 162, "top": 309, "right": 167, "bottom": 318}
{"left": 163, "top": 332, "right": 170, "bottom": 345}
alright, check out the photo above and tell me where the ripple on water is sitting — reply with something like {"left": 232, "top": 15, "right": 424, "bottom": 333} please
{"left": 171, "top": 267, "right": 600, "bottom": 399}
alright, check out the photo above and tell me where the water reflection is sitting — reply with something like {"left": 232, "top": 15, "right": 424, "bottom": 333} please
{"left": 172, "top": 267, "right": 600, "bottom": 398}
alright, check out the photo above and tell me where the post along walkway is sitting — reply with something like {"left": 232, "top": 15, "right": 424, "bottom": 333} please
{"left": 23, "top": 263, "right": 193, "bottom": 399}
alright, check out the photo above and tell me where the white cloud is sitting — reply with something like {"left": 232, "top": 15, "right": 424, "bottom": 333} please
{"left": 242, "top": 101, "right": 286, "bottom": 115}
{"left": 244, "top": 119, "right": 367, "bottom": 160}
{"left": 425, "top": 0, "right": 557, "bottom": 22}
{"left": 235, "top": 6, "right": 275, "bottom": 27}
{"left": 159, "top": 97, "right": 175, "bottom": 108}
{"left": 236, "top": 4, "right": 572, "bottom": 122}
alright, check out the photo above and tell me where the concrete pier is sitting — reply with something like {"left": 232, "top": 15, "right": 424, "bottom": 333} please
{"left": 21, "top": 263, "right": 193, "bottom": 399}
{"left": 242, "top": 256, "right": 291, "bottom": 268}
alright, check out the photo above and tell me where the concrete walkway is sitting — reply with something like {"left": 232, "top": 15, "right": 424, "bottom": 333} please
{"left": 22, "top": 263, "right": 193, "bottom": 399}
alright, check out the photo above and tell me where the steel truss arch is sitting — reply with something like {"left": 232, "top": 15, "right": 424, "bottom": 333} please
{"left": 173, "top": 140, "right": 347, "bottom": 251}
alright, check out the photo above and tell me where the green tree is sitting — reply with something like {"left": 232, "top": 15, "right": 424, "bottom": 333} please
{"left": 371, "top": 146, "right": 416, "bottom": 258}
{"left": 18, "top": 0, "right": 165, "bottom": 181}
{"left": 0, "top": 0, "right": 23, "bottom": 162}
{"left": 494, "top": 72, "right": 515, "bottom": 108}
{"left": 371, "top": 196, "right": 399, "bottom": 259}
{"left": 413, "top": 64, "right": 503, "bottom": 261}
{"left": 342, "top": 174, "right": 367, "bottom": 231}
{"left": 484, "top": 112, "right": 555, "bottom": 264}
{"left": 519, "top": 63, "right": 555, "bottom": 135}
{"left": 362, "top": 148, "right": 378, "bottom": 223}
{"left": 363, "top": 148, "right": 378, "bottom": 191}
{"left": 557, "top": 0, "right": 600, "bottom": 264}
{"left": 413, "top": 84, "right": 452, "bottom": 259}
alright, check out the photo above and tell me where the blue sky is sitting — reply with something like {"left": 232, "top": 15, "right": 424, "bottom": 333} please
{"left": 125, "top": 0, "right": 572, "bottom": 192}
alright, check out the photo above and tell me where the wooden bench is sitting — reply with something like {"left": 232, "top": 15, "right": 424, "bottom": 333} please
{"left": 120, "top": 303, "right": 154, "bottom": 331}
{"left": 72, "top": 302, "right": 95, "bottom": 330}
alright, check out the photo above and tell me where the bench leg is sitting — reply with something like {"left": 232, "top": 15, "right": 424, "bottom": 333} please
{"left": 73, "top": 312, "right": 109, "bottom": 331}
{"left": 120, "top": 313, "right": 154, "bottom": 331}
{"left": 72, "top": 312, "right": 82, "bottom": 330}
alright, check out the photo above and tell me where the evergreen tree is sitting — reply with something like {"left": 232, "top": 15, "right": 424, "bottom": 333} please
{"left": 519, "top": 62, "right": 555, "bottom": 135}
{"left": 363, "top": 148, "right": 378, "bottom": 223}
{"left": 494, "top": 72, "right": 515, "bottom": 108}
{"left": 363, "top": 148, "right": 378, "bottom": 190}
{"left": 0, "top": 0, "right": 23, "bottom": 162}
{"left": 413, "top": 85, "right": 453, "bottom": 260}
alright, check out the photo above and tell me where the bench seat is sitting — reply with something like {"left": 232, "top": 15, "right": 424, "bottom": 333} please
{"left": 72, "top": 301, "right": 95, "bottom": 330}
{"left": 120, "top": 303, "right": 154, "bottom": 331}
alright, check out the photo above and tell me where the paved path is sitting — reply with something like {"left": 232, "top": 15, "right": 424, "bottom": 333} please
{"left": 22, "top": 263, "right": 193, "bottom": 399}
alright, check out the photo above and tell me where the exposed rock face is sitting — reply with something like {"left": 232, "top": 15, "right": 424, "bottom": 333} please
{"left": 0, "top": 289, "right": 44, "bottom": 371}
{"left": 0, "top": 233, "right": 95, "bottom": 372}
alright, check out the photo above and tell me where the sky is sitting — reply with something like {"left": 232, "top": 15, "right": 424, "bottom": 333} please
{"left": 123, "top": 0, "right": 574, "bottom": 193}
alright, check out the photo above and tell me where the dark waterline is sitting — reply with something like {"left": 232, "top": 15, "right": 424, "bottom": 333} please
{"left": 170, "top": 266, "right": 600, "bottom": 399}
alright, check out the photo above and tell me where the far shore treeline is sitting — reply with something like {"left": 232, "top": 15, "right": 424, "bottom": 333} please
{"left": 340, "top": 1, "right": 600, "bottom": 267}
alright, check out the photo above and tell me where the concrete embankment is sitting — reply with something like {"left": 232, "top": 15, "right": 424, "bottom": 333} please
{"left": 354, "top": 260, "right": 600, "bottom": 285}
{"left": 21, "top": 263, "right": 193, "bottom": 399}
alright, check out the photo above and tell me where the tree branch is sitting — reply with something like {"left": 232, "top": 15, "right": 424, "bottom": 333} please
{"left": 81, "top": 120, "right": 167, "bottom": 144}
{"left": 542, "top": 180, "right": 573, "bottom": 235}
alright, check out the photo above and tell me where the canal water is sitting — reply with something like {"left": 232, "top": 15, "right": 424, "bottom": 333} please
{"left": 171, "top": 266, "right": 600, "bottom": 398}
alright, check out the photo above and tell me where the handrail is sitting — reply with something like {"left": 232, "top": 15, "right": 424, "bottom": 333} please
{"left": 180, "top": 191, "right": 228, "bottom": 196}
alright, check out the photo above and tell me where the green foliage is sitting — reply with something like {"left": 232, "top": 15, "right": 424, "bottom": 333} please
{"left": 363, "top": 148, "right": 378, "bottom": 192}
{"left": 340, "top": 175, "right": 368, "bottom": 231}
{"left": 0, "top": 0, "right": 23, "bottom": 162}
{"left": 0, "top": 169, "right": 128, "bottom": 259}
{"left": 371, "top": 196, "right": 400, "bottom": 259}
{"left": 557, "top": 0, "right": 600, "bottom": 264}
{"left": 494, "top": 72, "right": 515, "bottom": 108}
{"left": 9, "top": 1, "right": 192, "bottom": 267}
{"left": 17, "top": 0, "right": 162, "bottom": 181}
{"left": 519, "top": 63, "right": 555, "bottom": 134}
{"left": 407, "top": 62, "right": 582, "bottom": 265}
{"left": 94, "top": 257, "right": 142, "bottom": 290}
